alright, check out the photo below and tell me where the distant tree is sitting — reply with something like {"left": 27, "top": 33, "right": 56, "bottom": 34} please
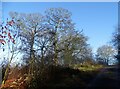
{"left": 96, "top": 45, "right": 115, "bottom": 65}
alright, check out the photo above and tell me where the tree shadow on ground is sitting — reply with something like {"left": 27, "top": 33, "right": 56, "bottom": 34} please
{"left": 28, "top": 66, "right": 119, "bottom": 89}
{"left": 1, "top": 65, "right": 120, "bottom": 89}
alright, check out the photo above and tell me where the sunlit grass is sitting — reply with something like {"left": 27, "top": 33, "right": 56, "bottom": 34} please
{"left": 72, "top": 64, "right": 103, "bottom": 71}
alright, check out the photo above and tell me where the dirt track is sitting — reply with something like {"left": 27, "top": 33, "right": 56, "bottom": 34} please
{"left": 86, "top": 66, "right": 120, "bottom": 89}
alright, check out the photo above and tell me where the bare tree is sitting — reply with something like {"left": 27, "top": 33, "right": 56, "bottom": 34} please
{"left": 9, "top": 12, "right": 44, "bottom": 76}
{"left": 44, "top": 8, "right": 75, "bottom": 65}
{"left": 96, "top": 45, "right": 115, "bottom": 65}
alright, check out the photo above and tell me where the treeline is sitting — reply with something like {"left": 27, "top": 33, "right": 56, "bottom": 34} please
{"left": 0, "top": 8, "right": 116, "bottom": 88}
{"left": 1, "top": 8, "right": 94, "bottom": 67}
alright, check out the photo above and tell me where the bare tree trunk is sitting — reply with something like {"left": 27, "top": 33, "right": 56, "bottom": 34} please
{"left": 53, "top": 22, "right": 60, "bottom": 66}
{"left": 41, "top": 47, "right": 44, "bottom": 67}
{"left": 53, "top": 36, "right": 58, "bottom": 66}
{"left": 28, "top": 33, "right": 35, "bottom": 77}
{"left": 1, "top": 53, "right": 14, "bottom": 87}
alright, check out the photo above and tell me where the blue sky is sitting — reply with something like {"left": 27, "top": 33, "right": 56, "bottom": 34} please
{"left": 2, "top": 2, "right": 118, "bottom": 53}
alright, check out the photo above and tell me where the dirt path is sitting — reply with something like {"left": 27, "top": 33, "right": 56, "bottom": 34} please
{"left": 86, "top": 66, "right": 120, "bottom": 89}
